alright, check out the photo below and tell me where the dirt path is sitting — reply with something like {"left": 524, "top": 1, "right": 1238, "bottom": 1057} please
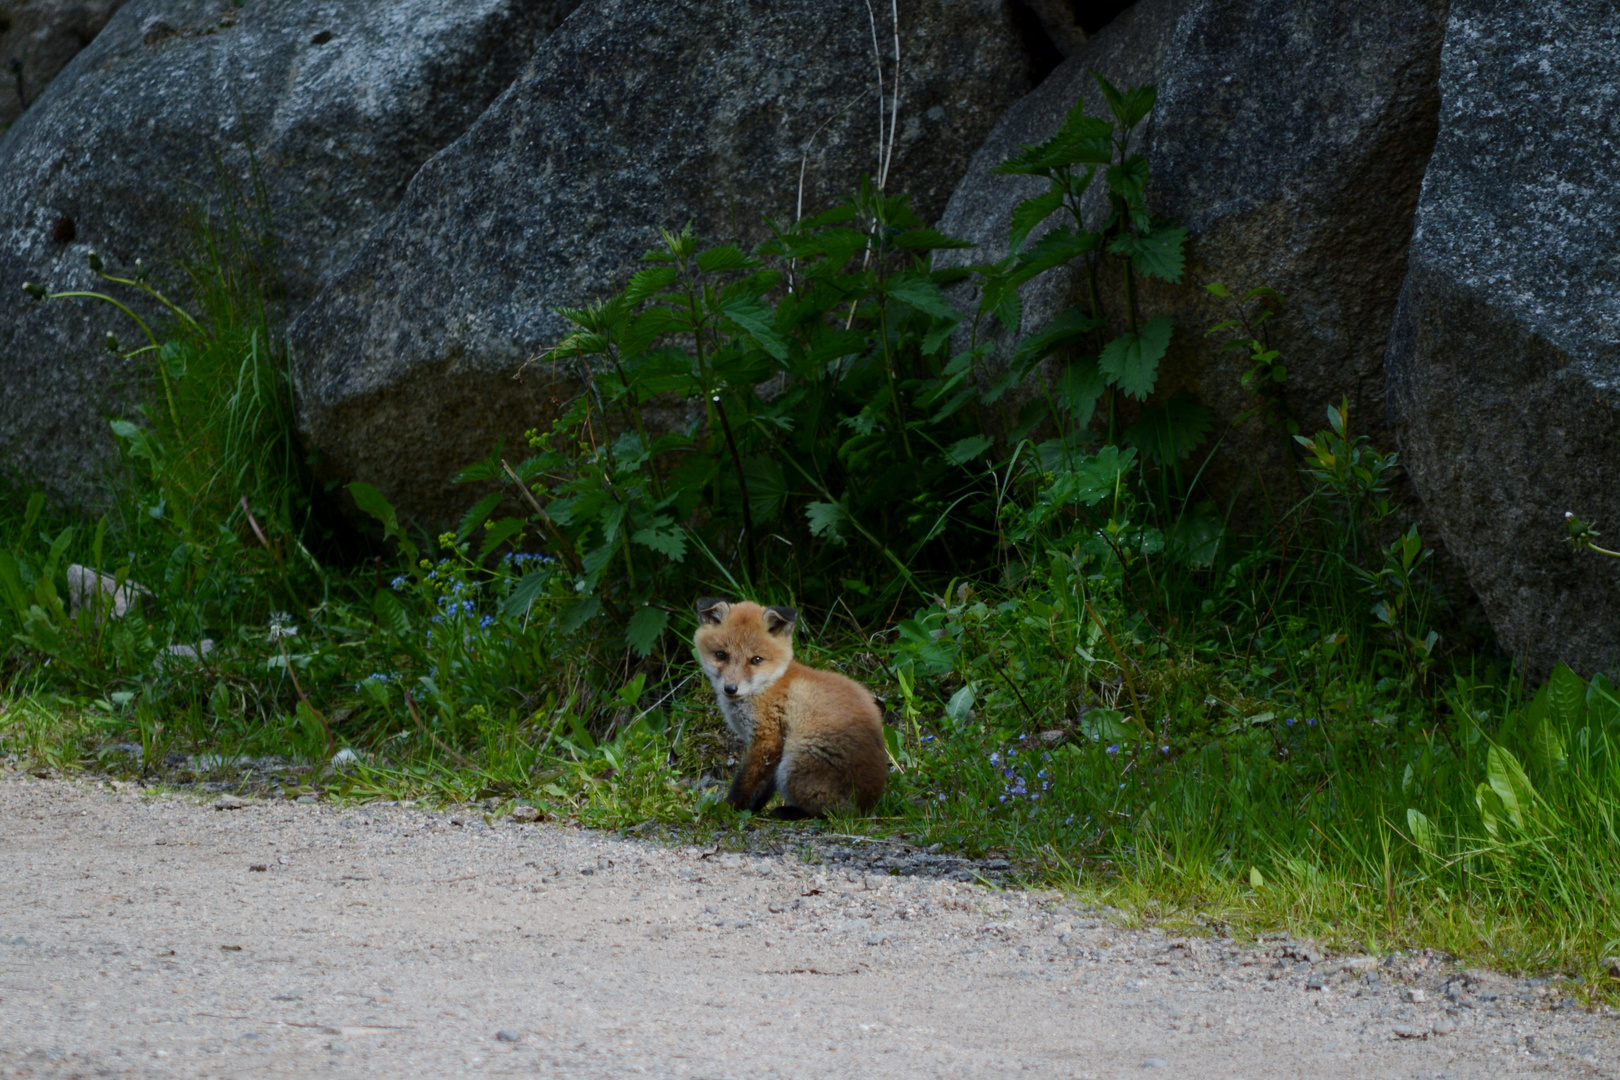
{"left": 1, "top": 775, "right": 1615, "bottom": 1080}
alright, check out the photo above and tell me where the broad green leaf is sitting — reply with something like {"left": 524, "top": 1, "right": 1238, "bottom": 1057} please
{"left": 1108, "top": 224, "right": 1188, "bottom": 283}
{"left": 1009, "top": 308, "right": 1103, "bottom": 371}
{"left": 1122, "top": 393, "right": 1213, "bottom": 464}
{"left": 478, "top": 517, "right": 526, "bottom": 563}
{"left": 500, "top": 568, "right": 552, "bottom": 618}
{"left": 1008, "top": 226, "right": 1097, "bottom": 287}
{"left": 559, "top": 597, "right": 601, "bottom": 634}
{"left": 625, "top": 606, "right": 669, "bottom": 658}
{"left": 1546, "top": 663, "right": 1587, "bottom": 730}
{"left": 1475, "top": 782, "right": 1505, "bottom": 841}
{"left": 1008, "top": 189, "right": 1064, "bottom": 253}
{"left": 623, "top": 266, "right": 678, "bottom": 304}
{"left": 1249, "top": 867, "right": 1265, "bottom": 889}
{"left": 1588, "top": 673, "right": 1620, "bottom": 732}
{"left": 881, "top": 276, "right": 958, "bottom": 319}
{"left": 893, "top": 228, "right": 975, "bottom": 251}
{"left": 456, "top": 492, "right": 503, "bottom": 544}
{"left": 921, "top": 314, "right": 961, "bottom": 357}
{"left": 945, "top": 683, "right": 976, "bottom": 724}
{"left": 1092, "top": 71, "right": 1156, "bottom": 128}
{"left": 1406, "top": 807, "right": 1436, "bottom": 853}
{"left": 349, "top": 482, "right": 399, "bottom": 534}
{"left": 1486, "top": 744, "right": 1535, "bottom": 830}
{"left": 631, "top": 522, "right": 688, "bottom": 561}
{"left": 1164, "top": 500, "right": 1225, "bottom": 570}
{"left": 945, "top": 435, "right": 993, "bottom": 466}
{"left": 696, "top": 245, "right": 753, "bottom": 273}
{"left": 1098, "top": 316, "right": 1173, "bottom": 400}
{"left": 805, "top": 501, "right": 848, "bottom": 544}
{"left": 717, "top": 293, "right": 788, "bottom": 361}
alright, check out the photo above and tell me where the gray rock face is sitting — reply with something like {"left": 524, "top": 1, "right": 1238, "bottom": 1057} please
{"left": 0, "top": 0, "right": 572, "bottom": 508}
{"left": 289, "top": 0, "right": 1037, "bottom": 528}
{"left": 0, "top": 0, "right": 128, "bottom": 128}
{"left": 1387, "top": 1, "right": 1620, "bottom": 678}
{"left": 938, "top": 0, "right": 1447, "bottom": 505}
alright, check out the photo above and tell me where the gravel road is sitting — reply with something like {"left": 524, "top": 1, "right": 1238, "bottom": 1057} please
{"left": 1, "top": 774, "right": 1616, "bottom": 1079}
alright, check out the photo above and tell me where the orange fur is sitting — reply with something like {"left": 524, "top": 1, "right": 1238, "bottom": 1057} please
{"left": 693, "top": 598, "right": 887, "bottom": 817}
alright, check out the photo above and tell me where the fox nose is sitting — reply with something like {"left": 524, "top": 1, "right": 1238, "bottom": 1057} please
{"left": 723, "top": 683, "right": 739, "bottom": 697}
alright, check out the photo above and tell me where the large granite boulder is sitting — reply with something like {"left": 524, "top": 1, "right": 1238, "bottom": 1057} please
{"left": 938, "top": 0, "right": 1447, "bottom": 505}
{"left": 289, "top": 0, "right": 1039, "bottom": 528}
{"left": 1387, "top": 1, "right": 1620, "bottom": 678}
{"left": 0, "top": 0, "right": 572, "bottom": 509}
{"left": 0, "top": 0, "right": 128, "bottom": 128}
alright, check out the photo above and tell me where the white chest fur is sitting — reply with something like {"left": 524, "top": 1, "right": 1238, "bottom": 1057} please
{"left": 714, "top": 685, "right": 755, "bottom": 742}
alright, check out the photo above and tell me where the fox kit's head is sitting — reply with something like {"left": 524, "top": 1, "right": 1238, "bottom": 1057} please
{"left": 693, "top": 597, "right": 795, "bottom": 702}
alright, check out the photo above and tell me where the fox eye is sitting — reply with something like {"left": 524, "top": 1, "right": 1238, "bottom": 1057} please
{"left": 749, "top": 655, "right": 763, "bottom": 666}
{"left": 714, "top": 651, "right": 728, "bottom": 663}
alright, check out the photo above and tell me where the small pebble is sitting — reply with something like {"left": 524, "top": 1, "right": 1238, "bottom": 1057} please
{"left": 296, "top": 794, "right": 317, "bottom": 804}
{"left": 1406, "top": 988, "right": 1428, "bottom": 1003}
{"left": 214, "top": 795, "right": 245, "bottom": 811}
{"left": 1392, "top": 1024, "right": 1421, "bottom": 1039}
{"left": 510, "top": 806, "right": 540, "bottom": 823}
{"left": 495, "top": 1030, "right": 521, "bottom": 1042}
{"left": 1432, "top": 1020, "right": 1456, "bottom": 1036}
{"left": 1141, "top": 1057, "right": 1169, "bottom": 1068}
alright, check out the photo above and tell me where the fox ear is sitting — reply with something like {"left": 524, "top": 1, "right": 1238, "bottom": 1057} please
{"left": 763, "top": 606, "right": 797, "bottom": 636}
{"left": 695, "top": 597, "right": 731, "bottom": 625}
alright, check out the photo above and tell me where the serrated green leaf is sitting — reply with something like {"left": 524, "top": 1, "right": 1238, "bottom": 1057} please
{"left": 921, "top": 314, "right": 960, "bottom": 357}
{"left": 945, "top": 435, "right": 993, "bottom": 466}
{"left": 1008, "top": 226, "right": 1097, "bottom": 288}
{"left": 1093, "top": 71, "right": 1155, "bottom": 127}
{"left": 456, "top": 492, "right": 504, "bottom": 544}
{"left": 805, "top": 501, "right": 847, "bottom": 544}
{"left": 478, "top": 517, "right": 526, "bottom": 564}
{"left": 559, "top": 597, "right": 601, "bottom": 634}
{"left": 881, "top": 276, "right": 958, "bottom": 319}
{"left": 1008, "top": 189, "right": 1064, "bottom": 254}
{"left": 1122, "top": 393, "right": 1213, "bottom": 465}
{"left": 501, "top": 568, "right": 552, "bottom": 618}
{"left": 631, "top": 521, "right": 687, "bottom": 561}
{"left": 1098, "top": 316, "right": 1172, "bottom": 400}
{"left": 696, "top": 245, "right": 753, "bottom": 273}
{"left": 717, "top": 293, "right": 788, "bottom": 361}
{"left": 625, "top": 606, "right": 669, "bottom": 658}
{"left": 624, "top": 266, "right": 678, "bottom": 305}
{"left": 1009, "top": 307, "right": 1103, "bottom": 371}
{"left": 1109, "top": 224, "right": 1188, "bottom": 283}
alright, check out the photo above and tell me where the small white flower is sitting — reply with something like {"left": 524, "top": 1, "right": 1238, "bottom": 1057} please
{"left": 267, "top": 611, "right": 299, "bottom": 641}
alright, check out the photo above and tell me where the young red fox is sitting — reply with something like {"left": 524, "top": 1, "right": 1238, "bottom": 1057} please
{"left": 694, "top": 597, "right": 887, "bottom": 819}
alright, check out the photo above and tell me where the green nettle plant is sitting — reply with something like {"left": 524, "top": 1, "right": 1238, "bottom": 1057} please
{"left": 444, "top": 186, "right": 995, "bottom": 659}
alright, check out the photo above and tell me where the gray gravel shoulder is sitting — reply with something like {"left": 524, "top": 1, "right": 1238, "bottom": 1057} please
{"left": 1, "top": 775, "right": 1616, "bottom": 1079}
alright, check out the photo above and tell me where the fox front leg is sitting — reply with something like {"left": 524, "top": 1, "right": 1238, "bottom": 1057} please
{"left": 726, "top": 741, "right": 779, "bottom": 813}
